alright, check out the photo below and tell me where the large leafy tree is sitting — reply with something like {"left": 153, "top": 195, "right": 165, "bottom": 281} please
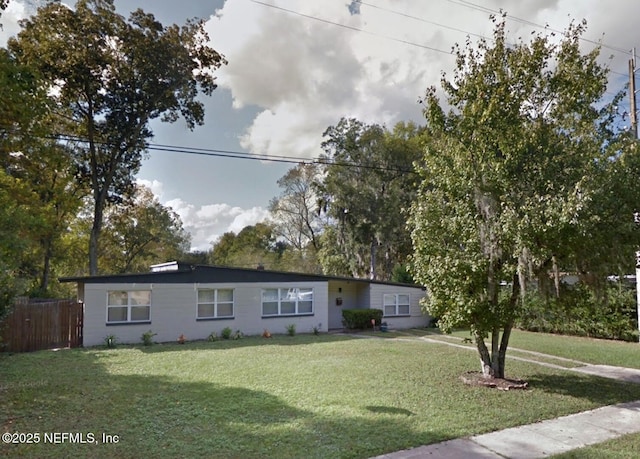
{"left": 0, "top": 48, "right": 40, "bottom": 315}
{"left": 98, "top": 185, "right": 190, "bottom": 273}
{"left": 319, "top": 118, "right": 423, "bottom": 280}
{"left": 409, "top": 16, "right": 638, "bottom": 379}
{"left": 269, "top": 163, "right": 324, "bottom": 273}
{"left": 210, "top": 222, "right": 286, "bottom": 270}
{"left": 1, "top": 42, "right": 81, "bottom": 300}
{"left": 7, "top": 138, "right": 85, "bottom": 295}
{"left": 9, "top": 0, "right": 226, "bottom": 274}
{"left": 269, "top": 163, "right": 324, "bottom": 252}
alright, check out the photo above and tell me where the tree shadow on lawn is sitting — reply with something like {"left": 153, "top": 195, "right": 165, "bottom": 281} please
{"left": 526, "top": 372, "right": 640, "bottom": 406}
{"left": 0, "top": 348, "right": 446, "bottom": 459}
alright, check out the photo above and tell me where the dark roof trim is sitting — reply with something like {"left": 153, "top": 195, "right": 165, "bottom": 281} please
{"left": 59, "top": 264, "right": 423, "bottom": 289}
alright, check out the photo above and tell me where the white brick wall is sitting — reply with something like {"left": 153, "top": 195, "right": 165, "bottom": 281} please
{"left": 368, "top": 284, "right": 430, "bottom": 329}
{"left": 82, "top": 281, "right": 328, "bottom": 346}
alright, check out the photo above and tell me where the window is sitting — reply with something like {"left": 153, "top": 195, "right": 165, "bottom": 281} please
{"left": 262, "top": 288, "right": 313, "bottom": 316}
{"left": 107, "top": 290, "right": 151, "bottom": 324}
{"left": 383, "top": 293, "right": 410, "bottom": 316}
{"left": 197, "top": 288, "right": 234, "bottom": 319}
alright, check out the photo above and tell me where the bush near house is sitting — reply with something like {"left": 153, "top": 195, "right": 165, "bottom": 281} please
{"left": 342, "top": 309, "right": 383, "bottom": 330}
{"left": 221, "top": 327, "right": 233, "bottom": 340}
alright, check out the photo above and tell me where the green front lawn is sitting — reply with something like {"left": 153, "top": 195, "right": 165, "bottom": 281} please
{"left": 507, "top": 330, "right": 640, "bottom": 369}
{"left": 2, "top": 333, "right": 640, "bottom": 458}
{"left": 415, "top": 328, "right": 640, "bottom": 369}
{"left": 551, "top": 432, "right": 640, "bottom": 458}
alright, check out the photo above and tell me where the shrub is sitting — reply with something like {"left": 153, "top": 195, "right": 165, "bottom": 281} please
{"left": 232, "top": 330, "right": 243, "bottom": 340}
{"left": 342, "top": 309, "right": 383, "bottom": 330}
{"left": 178, "top": 334, "right": 186, "bottom": 344}
{"left": 207, "top": 332, "right": 218, "bottom": 342}
{"left": 221, "top": 327, "right": 233, "bottom": 340}
{"left": 312, "top": 326, "right": 320, "bottom": 336}
{"left": 262, "top": 329, "right": 272, "bottom": 338}
{"left": 286, "top": 324, "right": 296, "bottom": 336}
{"left": 141, "top": 330, "right": 157, "bottom": 346}
{"left": 0, "top": 272, "right": 16, "bottom": 348}
{"left": 517, "top": 284, "right": 639, "bottom": 342}
{"left": 104, "top": 334, "right": 117, "bottom": 349}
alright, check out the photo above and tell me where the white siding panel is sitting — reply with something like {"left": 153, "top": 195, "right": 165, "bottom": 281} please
{"left": 84, "top": 283, "right": 157, "bottom": 347}
{"left": 369, "top": 284, "right": 430, "bottom": 329}
{"left": 358, "top": 286, "right": 370, "bottom": 310}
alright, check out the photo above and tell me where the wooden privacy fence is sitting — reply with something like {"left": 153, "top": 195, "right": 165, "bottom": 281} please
{"left": 1, "top": 299, "right": 83, "bottom": 352}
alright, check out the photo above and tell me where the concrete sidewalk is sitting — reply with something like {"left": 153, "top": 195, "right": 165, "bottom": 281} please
{"left": 371, "top": 400, "right": 640, "bottom": 458}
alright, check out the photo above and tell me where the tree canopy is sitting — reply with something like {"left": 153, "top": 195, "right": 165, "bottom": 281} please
{"left": 269, "top": 163, "right": 324, "bottom": 252}
{"left": 97, "top": 184, "right": 191, "bottom": 273}
{"left": 319, "top": 118, "right": 424, "bottom": 280}
{"left": 409, "top": 16, "right": 639, "bottom": 379}
{"left": 8, "top": 0, "right": 226, "bottom": 274}
{"left": 210, "top": 222, "right": 285, "bottom": 270}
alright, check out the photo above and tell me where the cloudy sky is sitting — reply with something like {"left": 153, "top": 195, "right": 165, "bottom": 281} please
{"left": 2, "top": 0, "right": 638, "bottom": 250}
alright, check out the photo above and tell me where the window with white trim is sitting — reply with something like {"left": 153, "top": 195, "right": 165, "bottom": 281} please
{"left": 197, "top": 288, "right": 234, "bottom": 319}
{"left": 262, "top": 288, "right": 313, "bottom": 316}
{"left": 383, "top": 293, "right": 410, "bottom": 316}
{"left": 107, "top": 290, "right": 151, "bottom": 324}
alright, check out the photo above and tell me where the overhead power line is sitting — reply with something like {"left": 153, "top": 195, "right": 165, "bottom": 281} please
{"left": 250, "top": 0, "right": 452, "bottom": 55}
{"left": 365, "top": 0, "right": 629, "bottom": 77}
{"left": 446, "top": 0, "right": 631, "bottom": 55}
{"left": 48, "top": 133, "right": 418, "bottom": 175}
{"left": 251, "top": 0, "right": 629, "bottom": 78}
{"left": 356, "top": 0, "right": 488, "bottom": 42}
{"left": 357, "top": 0, "right": 629, "bottom": 77}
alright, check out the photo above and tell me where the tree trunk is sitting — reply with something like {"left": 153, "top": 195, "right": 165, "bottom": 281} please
{"left": 89, "top": 194, "right": 106, "bottom": 275}
{"left": 496, "top": 274, "right": 520, "bottom": 378}
{"left": 552, "top": 255, "right": 560, "bottom": 298}
{"left": 475, "top": 330, "right": 493, "bottom": 378}
{"left": 490, "top": 327, "right": 500, "bottom": 376}
{"left": 497, "top": 322, "right": 513, "bottom": 379}
{"left": 370, "top": 240, "right": 377, "bottom": 280}
{"left": 39, "top": 238, "right": 52, "bottom": 294}
{"left": 518, "top": 249, "right": 528, "bottom": 300}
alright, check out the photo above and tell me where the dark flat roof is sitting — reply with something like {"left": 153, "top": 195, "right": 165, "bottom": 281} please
{"left": 60, "top": 264, "right": 423, "bottom": 288}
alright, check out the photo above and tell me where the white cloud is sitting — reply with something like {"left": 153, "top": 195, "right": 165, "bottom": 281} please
{"left": 133, "top": 180, "right": 271, "bottom": 251}
{"left": 0, "top": 1, "right": 27, "bottom": 46}
{"left": 164, "top": 197, "right": 269, "bottom": 252}
{"left": 136, "top": 178, "right": 165, "bottom": 199}
{"left": 205, "top": 0, "right": 640, "bottom": 160}
{"left": 228, "top": 206, "right": 271, "bottom": 233}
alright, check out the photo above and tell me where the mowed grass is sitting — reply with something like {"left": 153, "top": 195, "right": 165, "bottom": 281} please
{"left": 551, "top": 432, "right": 640, "bottom": 458}
{"left": 2, "top": 333, "right": 640, "bottom": 458}
{"left": 507, "top": 330, "right": 640, "bottom": 369}
{"left": 409, "top": 328, "right": 640, "bottom": 369}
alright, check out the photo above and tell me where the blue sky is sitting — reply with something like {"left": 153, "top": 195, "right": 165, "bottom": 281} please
{"left": 2, "top": 0, "right": 638, "bottom": 250}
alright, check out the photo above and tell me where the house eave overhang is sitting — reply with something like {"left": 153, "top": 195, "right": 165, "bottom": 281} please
{"left": 59, "top": 264, "right": 424, "bottom": 289}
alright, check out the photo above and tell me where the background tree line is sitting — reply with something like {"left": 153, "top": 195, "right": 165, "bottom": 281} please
{"left": 203, "top": 119, "right": 425, "bottom": 283}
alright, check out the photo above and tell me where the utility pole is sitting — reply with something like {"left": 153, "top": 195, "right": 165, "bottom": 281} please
{"left": 635, "top": 214, "right": 640, "bottom": 344}
{"left": 632, "top": 48, "right": 640, "bottom": 343}
{"left": 630, "top": 48, "right": 638, "bottom": 138}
